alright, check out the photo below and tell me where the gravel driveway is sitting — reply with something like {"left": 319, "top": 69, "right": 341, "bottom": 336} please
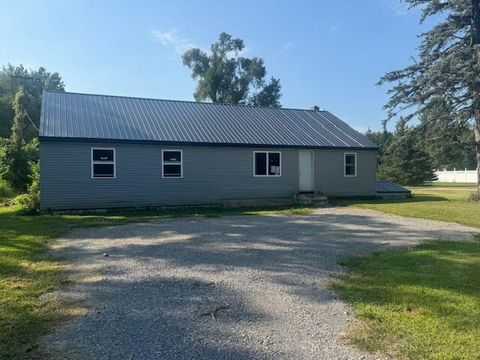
{"left": 42, "top": 207, "right": 478, "bottom": 360}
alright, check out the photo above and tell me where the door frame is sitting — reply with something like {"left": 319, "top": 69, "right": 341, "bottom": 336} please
{"left": 298, "top": 150, "right": 315, "bottom": 193}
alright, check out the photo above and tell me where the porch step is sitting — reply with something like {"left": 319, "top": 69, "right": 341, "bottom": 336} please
{"left": 294, "top": 193, "right": 329, "bottom": 206}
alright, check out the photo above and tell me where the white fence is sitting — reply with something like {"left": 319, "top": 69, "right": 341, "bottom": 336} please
{"left": 435, "top": 169, "right": 477, "bottom": 183}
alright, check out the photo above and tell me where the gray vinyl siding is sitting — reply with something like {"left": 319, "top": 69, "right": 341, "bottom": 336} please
{"left": 40, "top": 141, "right": 377, "bottom": 210}
{"left": 314, "top": 150, "right": 377, "bottom": 196}
{"left": 40, "top": 141, "right": 298, "bottom": 210}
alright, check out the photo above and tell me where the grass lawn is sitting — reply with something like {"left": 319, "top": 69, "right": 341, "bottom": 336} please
{"left": 333, "top": 185, "right": 480, "bottom": 228}
{"left": 0, "top": 202, "right": 313, "bottom": 359}
{"left": 428, "top": 182, "right": 477, "bottom": 187}
{"left": 332, "top": 183, "right": 480, "bottom": 359}
{"left": 332, "top": 239, "right": 480, "bottom": 360}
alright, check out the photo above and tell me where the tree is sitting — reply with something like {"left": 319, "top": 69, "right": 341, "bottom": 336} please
{"left": 0, "top": 137, "right": 38, "bottom": 191}
{"left": 0, "top": 64, "right": 65, "bottom": 139}
{"left": 418, "top": 98, "right": 477, "bottom": 170}
{"left": 378, "top": 122, "right": 437, "bottom": 185}
{"left": 11, "top": 86, "right": 29, "bottom": 150}
{"left": 182, "top": 32, "right": 282, "bottom": 106}
{"left": 365, "top": 128, "right": 394, "bottom": 170}
{"left": 0, "top": 65, "right": 64, "bottom": 192}
{"left": 378, "top": 0, "right": 480, "bottom": 194}
{"left": 0, "top": 87, "right": 37, "bottom": 190}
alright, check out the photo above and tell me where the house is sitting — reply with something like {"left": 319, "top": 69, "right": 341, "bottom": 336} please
{"left": 39, "top": 91, "right": 378, "bottom": 210}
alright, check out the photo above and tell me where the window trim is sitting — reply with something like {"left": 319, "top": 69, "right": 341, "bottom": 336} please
{"left": 344, "top": 152, "right": 357, "bottom": 177}
{"left": 162, "top": 149, "right": 183, "bottom": 178}
{"left": 253, "top": 151, "right": 282, "bottom": 177}
{"left": 91, "top": 147, "right": 116, "bottom": 179}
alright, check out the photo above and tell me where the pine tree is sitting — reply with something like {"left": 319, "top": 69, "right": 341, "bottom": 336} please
{"left": 418, "top": 98, "right": 477, "bottom": 169}
{"left": 379, "top": 0, "right": 480, "bottom": 193}
{"left": 378, "top": 122, "right": 437, "bottom": 186}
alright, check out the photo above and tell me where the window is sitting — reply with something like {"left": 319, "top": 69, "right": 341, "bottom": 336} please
{"left": 344, "top": 153, "right": 357, "bottom": 177}
{"left": 91, "top": 148, "right": 115, "bottom": 178}
{"left": 254, "top": 151, "right": 281, "bottom": 176}
{"left": 162, "top": 150, "right": 182, "bottom": 178}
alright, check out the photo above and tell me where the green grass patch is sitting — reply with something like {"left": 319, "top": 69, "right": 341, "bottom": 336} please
{"left": 0, "top": 202, "right": 314, "bottom": 359}
{"left": 333, "top": 187, "right": 480, "bottom": 228}
{"left": 332, "top": 239, "right": 480, "bottom": 360}
{"left": 427, "top": 182, "right": 477, "bottom": 188}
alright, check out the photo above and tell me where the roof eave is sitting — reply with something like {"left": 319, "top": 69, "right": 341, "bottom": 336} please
{"left": 38, "top": 136, "right": 379, "bottom": 151}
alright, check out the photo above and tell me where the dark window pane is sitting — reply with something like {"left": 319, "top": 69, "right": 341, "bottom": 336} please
{"left": 163, "top": 151, "right": 182, "bottom": 163}
{"left": 164, "top": 164, "right": 182, "bottom": 177}
{"left": 345, "top": 154, "right": 356, "bottom": 166}
{"left": 93, "top": 149, "right": 114, "bottom": 162}
{"left": 255, "top": 152, "right": 267, "bottom": 175}
{"left": 345, "top": 165, "right": 356, "bottom": 176}
{"left": 93, "top": 164, "right": 114, "bottom": 177}
{"left": 268, "top": 152, "right": 280, "bottom": 175}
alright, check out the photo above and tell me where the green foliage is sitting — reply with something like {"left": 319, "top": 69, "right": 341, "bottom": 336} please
{"left": 27, "top": 161, "right": 40, "bottom": 208}
{"left": 0, "top": 64, "right": 65, "bottom": 140}
{"left": 10, "top": 86, "right": 30, "bottom": 150}
{"left": 333, "top": 239, "right": 480, "bottom": 360}
{"left": 12, "top": 162, "right": 40, "bottom": 211}
{"left": 0, "top": 138, "right": 38, "bottom": 191}
{"left": 0, "top": 179, "right": 16, "bottom": 201}
{"left": 365, "top": 129, "right": 393, "bottom": 169}
{"left": 182, "top": 32, "right": 281, "bottom": 106}
{"left": 378, "top": 122, "right": 437, "bottom": 185}
{"left": 0, "top": 65, "right": 52, "bottom": 192}
{"left": 418, "top": 98, "right": 477, "bottom": 170}
{"left": 249, "top": 77, "right": 282, "bottom": 107}
{"left": 378, "top": 0, "right": 480, "bottom": 191}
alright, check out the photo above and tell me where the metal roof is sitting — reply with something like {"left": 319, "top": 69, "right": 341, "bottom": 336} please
{"left": 376, "top": 180, "right": 411, "bottom": 194}
{"left": 39, "top": 91, "right": 377, "bottom": 149}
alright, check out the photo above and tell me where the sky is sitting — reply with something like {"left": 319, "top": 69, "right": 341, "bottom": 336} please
{"left": 0, "top": 0, "right": 431, "bottom": 132}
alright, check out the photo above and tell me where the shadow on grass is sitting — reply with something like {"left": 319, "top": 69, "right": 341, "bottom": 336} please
{"left": 332, "top": 240, "right": 480, "bottom": 359}
{"left": 332, "top": 194, "right": 449, "bottom": 207}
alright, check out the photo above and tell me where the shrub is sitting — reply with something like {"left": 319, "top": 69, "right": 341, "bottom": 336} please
{"left": 26, "top": 161, "right": 40, "bottom": 209}
{"left": 0, "top": 179, "right": 16, "bottom": 200}
{"left": 0, "top": 137, "right": 38, "bottom": 191}
{"left": 377, "top": 123, "right": 437, "bottom": 186}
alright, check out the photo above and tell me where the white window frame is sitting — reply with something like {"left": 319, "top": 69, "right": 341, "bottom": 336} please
{"left": 344, "top": 152, "right": 357, "bottom": 177}
{"left": 253, "top": 151, "right": 282, "bottom": 177}
{"left": 91, "top": 147, "right": 116, "bottom": 179}
{"left": 162, "top": 149, "right": 183, "bottom": 178}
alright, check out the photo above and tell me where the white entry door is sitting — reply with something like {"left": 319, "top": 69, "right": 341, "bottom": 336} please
{"left": 299, "top": 150, "right": 314, "bottom": 192}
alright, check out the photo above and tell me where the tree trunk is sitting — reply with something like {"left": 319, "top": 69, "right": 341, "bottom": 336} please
{"left": 471, "top": 0, "right": 480, "bottom": 193}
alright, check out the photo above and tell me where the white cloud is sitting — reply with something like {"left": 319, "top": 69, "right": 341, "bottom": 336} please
{"left": 152, "top": 29, "right": 197, "bottom": 55}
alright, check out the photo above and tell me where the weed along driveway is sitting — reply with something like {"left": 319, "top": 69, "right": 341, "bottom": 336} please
{"left": 42, "top": 208, "right": 478, "bottom": 359}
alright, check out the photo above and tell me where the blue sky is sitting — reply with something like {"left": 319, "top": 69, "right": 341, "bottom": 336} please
{"left": 0, "top": 0, "right": 429, "bottom": 131}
